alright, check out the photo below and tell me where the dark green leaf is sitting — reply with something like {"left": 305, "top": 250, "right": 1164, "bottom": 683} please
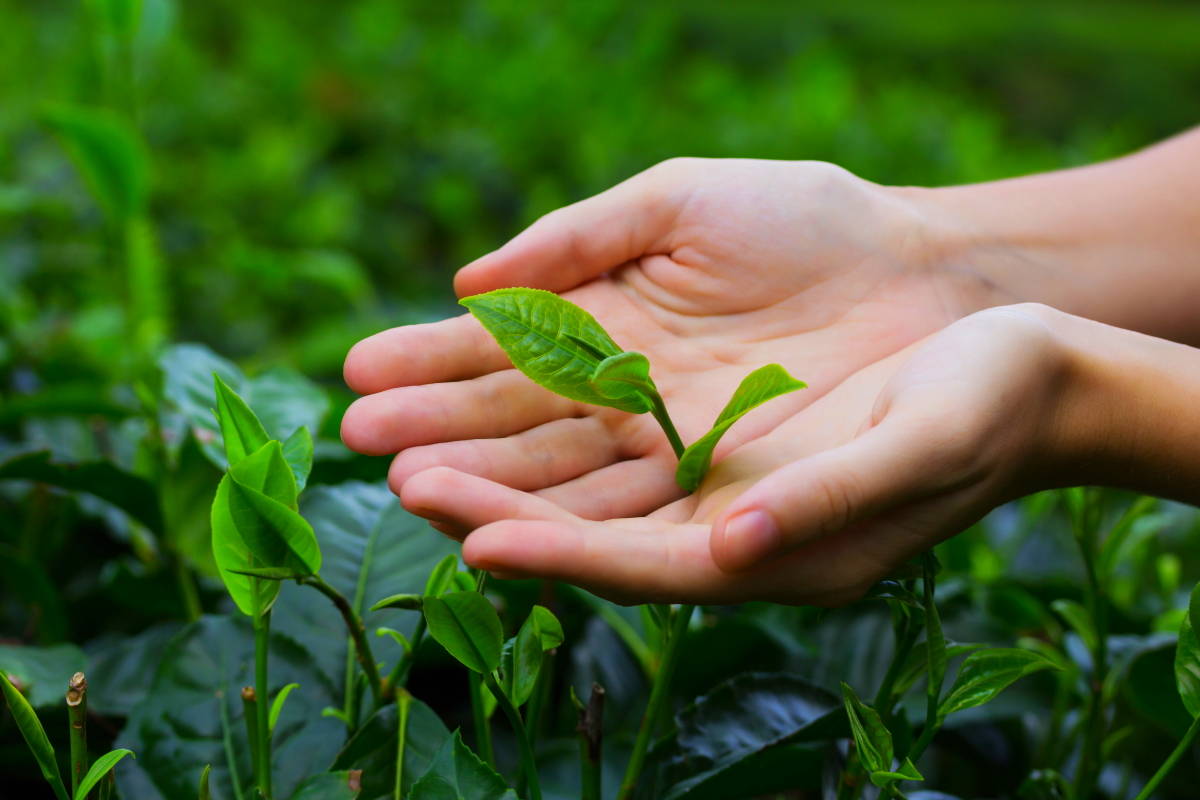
{"left": 0, "top": 450, "right": 163, "bottom": 535}
{"left": 589, "top": 351, "right": 656, "bottom": 413}
{"left": 1176, "top": 584, "right": 1200, "bottom": 717}
{"left": 43, "top": 105, "right": 147, "bottom": 222}
{"left": 938, "top": 648, "right": 1060, "bottom": 717}
{"left": 331, "top": 700, "right": 450, "bottom": 800}
{"left": 841, "top": 682, "right": 892, "bottom": 773}
{"left": 227, "top": 566, "right": 306, "bottom": 581}
{"left": 114, "top": 615, "right": 341, "bottom": 800}
{"left": 1051, "top": 599, "right": 1098, "bottom": 654}
{"left": 212, "top": 374, "right": 270, "bottom": 467}
{"left": 502, "top": 613, "right": 545, "bottom": 706}
{"left": 460, "top": 288, "right": 647, "bottom": 412}
{"left": 1, "top": 671, "right": 70, "bottom": 800}
{"left": 291, "top": 771, "right": 361, "bottom": 799}
{"left": 0, "top": 644, "right": 87, "bottom": 708}
{"left": 74, "top": 749, "right": 135, "bottom": 800}
{"left": 197, "top": 764, "right": 210, "bottom": 800}
{"left": 423, "top": 592, "right": 504, "bottom": 674}
{"left": 409, "top": 731, "right": 518, "bottom": 800}
{"left": 658, "top": 672, "right": 842, "bottom": 800}
{"left": 84, "top": 624, "right": 183, "bottom": 716}
{"left": 676, "top": 364, "right": 805, "bottom": 491}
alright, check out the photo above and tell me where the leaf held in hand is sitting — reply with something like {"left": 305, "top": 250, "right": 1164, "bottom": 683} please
{"left": 676, "top": 364, "right": 805, "bottom": 490}
{"left": 589, "top": 351, "right": 656, "bottom": 413}
{"left": 459, "top": 288, "right": 647, "bottom": 412}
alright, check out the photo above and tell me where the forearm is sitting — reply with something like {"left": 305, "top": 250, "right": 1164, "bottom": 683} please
{"left": 903, "top": 127, "right": 1200, "bottom": 345}
{"left": 1049, "top": 308, "right": 1200, "bottom": 506}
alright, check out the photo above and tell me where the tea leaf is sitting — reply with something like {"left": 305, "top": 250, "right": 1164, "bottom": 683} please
{"left": 197, "top": 764, "right": 211, "bottom": 800}
{"left": 589, "top": 351, "right": 656, "bottom": 413}
{"left": 938, "top": 648, "right": 1059, "bottom": 717}
{"left": 74, "top": 749, "right": 135, "bottom": 800}
{"left": 423, "top": 592, "right": 503, "bottom": 674}
{"left": 1051, "top": 599, "right": 1098, "bottom": 654}
{"left": 370, "top": 594, "right": 424, "bottom": 612}
{"left": 282, "top": 426, "right": 314, "bottom": 491}
{"left": 226, "top": 477, "right": 321, "bottom": 576}
{"left": 869, "top": 757, "right": 923, "bottom": 788}
{"left": 840, "top": 682, "right": 891, "bottom": 773}
{"left": 529, "top": 605, "right": 564, "bottom": 651}
{"left": 676, "top": 364, "right": 806, "bottom": 490}
{"left": 424, "top": 554, "right": 461, "bottom": 598}
{"left": 0, "top": 671, "right": 70, "bottom": 800}
{"left": 268, "top": 683, "right": 300, "bottom": 733}
{"left": 501, "top": 613, "right": 546, "bottom": 707}
{"left": 1176, "top": 584, "right": 1200, "bottom": 717}
{"left": 409, "top": 731, "right": 518, "bottom": 800}
{"left": 460, "top": 288, "right": 646, "bottom": 412}
{"left": 213, "top": 374, "right": 270, "bottom": 467}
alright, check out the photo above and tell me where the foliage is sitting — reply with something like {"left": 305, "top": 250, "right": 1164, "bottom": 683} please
{"left": 5, "top": 1, "right": 1200, "bottom": 798}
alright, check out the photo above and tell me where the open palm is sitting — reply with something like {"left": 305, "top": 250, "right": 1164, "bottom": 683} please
{"left": 342, "top": 158, "right": 999, "bottom": 523}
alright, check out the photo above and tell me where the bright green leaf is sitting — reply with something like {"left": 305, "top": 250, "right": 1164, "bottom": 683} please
{"left": 282, "top": 426, "right": 314, "bottom": 491}
{"left": 869, "top": 757, "right": 923, "bottom": 788}
{"left": 197, "top": 764, "right": 211, "bottom": 800}
{"left": 589, "top": 351, "right": 656, "bottom": 413}
{"left": 424, "top": 554, "right": 460, "bottom": 598}
{"left": 269, "top": 683, "right": 300, "bottom": 733}
{"left": 42, "top": 105, "right": 147, "bottom": 222}
{"left": 460, "top": 288, "right": 647, "bottom": 412}
{"left": 74, "top": 749, "right": 134, "bottom": 800}
{"left": 502, "top": 614, "right": 545, "bottom": 707}
{"left": 529, "top": 605, "right": 564, "bottom": 651}
{"left": 939, "top": 648, "right": 1060, "bottom": 717}
{"left": 226, "top": 477, "right": 320, "bottom": 576}
{"left": 423, "top": 592, "right": 503, "bottom": 674}
{"left": 1, "top": 671, "right": 69, "bottom": 800}
{"left": 229, "top": 439, "right": 298, "bottom": 508}
{"left": 371, "top": 594, "right": 424, "bottom": 612}
{"left": 676, "top": 364, "right": 806, "bottom": 490}
{"left": 213, "top": 374, "right": 270, "bottom": 467}
{"left": 1176, "top": 584, "right": 1200, "bottom": 718}
{"left": 840, "top": 682, "right": 892, "bottom": 773}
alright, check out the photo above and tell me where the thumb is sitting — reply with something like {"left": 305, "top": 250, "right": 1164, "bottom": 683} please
{"left": 454, "top": 160, "right": 690, "bottom": 297}
{"left": 710, "top": 408, "right": 972, "bottom": 572}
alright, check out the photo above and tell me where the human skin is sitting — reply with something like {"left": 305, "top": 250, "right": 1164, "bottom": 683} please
{"left": 341, "top": 129, "right": 1200, "bottom": 604}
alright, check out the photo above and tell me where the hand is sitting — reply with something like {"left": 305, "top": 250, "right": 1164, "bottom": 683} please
{"left": 342, "top": 159, "right": 1007, "bottom": 521}
{"left": 397, "top": 304, "right": 1084, "bottom": 605}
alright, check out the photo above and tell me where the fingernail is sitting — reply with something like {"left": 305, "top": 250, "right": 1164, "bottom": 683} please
{"left": 720, "top": 510, "right": 781, "bottom": 570}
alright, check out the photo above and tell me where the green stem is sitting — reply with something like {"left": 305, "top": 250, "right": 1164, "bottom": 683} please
{"left": 576, "top": 683, "right": 605, "bottom": 800}
{"left": 873, "top": 614, "right": 919, "bottom": 719}
{"left": 217, "top": 690, "right": 246, "bottom": 800}
{"left": 907, "top": 715, "right": 941, "bottom": 765}
{"left": 66, "top": 672, "right": 88, "bottom": 798}
{"left": 300, "top": 575, "right": 384, "bottom": 706}
{"left": 394, "top": 689, "right": 412, "bottom": 800}
{"left": 253, "top": 612, "right": 273, "bottom": 799}
{"left": 1133, "top": 715, "right": 1200, "bottom": 800}
{"left": 384, "top": 617, "right": 427, "bottom": 698}
{"left": 175, "top": 558, "right": 202, "bottom": 623}
{"left": 525, "top": 651, "right": 553, "bottom": 748}
{"left": 648, "top": 394, "right": 686, "bottom": 459}
{"left": 1075, "top": 514, "right": 1109, "bottom": 800}
{"left": 619, "top": 604, "right": 693, "bottom": 799}
{"left": 484, "top": 673, "right": 543, "bottom": 800}
{"left": 468, "top": 671, "right": 496, "bottom": 768}
{"left": 240, "top": 687, "right": 259, "bottom": 788}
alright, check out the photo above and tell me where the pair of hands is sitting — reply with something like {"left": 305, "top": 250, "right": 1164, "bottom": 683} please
{"left": 341, "top": 158, "right": 1076, "bottom": 606}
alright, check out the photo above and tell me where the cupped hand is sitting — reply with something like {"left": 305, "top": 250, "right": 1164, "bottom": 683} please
{"left": 342, "top": 158, "right": 1005, "bottom": 522}
{"left": 397, "top": 305, "right": 1079, "bottom": 606}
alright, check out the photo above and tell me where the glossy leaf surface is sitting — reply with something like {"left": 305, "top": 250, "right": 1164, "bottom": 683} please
{"left": 408, "top": 731, "right": 518, "bottom": 800}
{"left": 423, "top": 592, "right": 503, "bottom": 674}
{"left": 74, "top": 749, "right": 135, "bottom": 800}
{"left": 938, "top": 648, "right": 1059, "bottom": 717}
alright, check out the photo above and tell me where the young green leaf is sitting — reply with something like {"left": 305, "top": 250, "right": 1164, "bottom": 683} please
{"left": 226, "top": 477, "right": 321, "bottom": 576}
{"left": 73, "top": 749, "right": 134, "bottom": 800}
{"left": 1, "top": 671, "right": 70, "bottom": 800}
{"left": 281, "top": 426, "right": 314, "bottom": 491}
{"left": 213, "top": 374, "right": 270, "bottom": 467}
{"left": 938, "top": 648, "right": 1060, "bottom": 717}
{"left": 197, "top": 764, "right": 211, "bottom": 800}
{"left": 528, "top": 605, "right": 564, "bottom": 651}
{"left": 370, "top": 594, "right": 424, "bottom": 612}
{"left": 1051, "top": 598, "right": 1099, "bottom": 654}
{"left": 424, "top": 554, "right": 461, "bottom": 598}
{"left": 423, "top": 592, "right": 504, "bottom": 674}
{"left": 460, "top": 288, "right": 645, "bottom": 412}
{"left": 502, "top": 614, "right": 546, "bottom": 707}
{"left": 869, "top": 757, "right": 923, "bottom": 788}
{"left": 269, "top": 683, "right": 300, "bottom": 733}
{"left": 588, "top": 351, "right": 656, "bottom": 413}
{"left": 1175, "top": 583, "right": 1200, "bottom": 717}
{"left": 840, "top": 682, "right": 892, "bottom": 773}
{"left": 676, "top": 364, "right": 805, "bottom": 490}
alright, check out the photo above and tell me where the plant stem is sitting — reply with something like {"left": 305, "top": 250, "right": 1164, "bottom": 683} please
{"left": 1133, "top": 715, "right": 1200, "bottom": 800}
{"left": 1075, "top": 494, "right": 1109, "bottom": 800}
{"left": 384, "top": 617, "right": 427, "bottom": 696}
{"left": 66, "top": 672, "right": 88, "bottom": 798}
{"left": 619, "top": 603, "right": 693, "bottom": 800}
{"left": 484, "top": 672, "right": 543, "bottom": 800}
{"left": 577, "top": 683, "right": 605, "bottom": 800}
{"left": 174, "top": 558, "right": 203, "bottom": 623}
{"left": 873, "top": 614, "right": 919, "bottom": 720}
{"left": 525, "top": 651, "right": 554, "bottom": 748}
{"left": 217, "top": 690, "right": 246, "bottom": 800}
{"left": 394, "top": 689, "right": 412, "bottom": 800}
{"left": 241, "top": 687, "right": 259, "bottom": 788}
{"left": 648, "top": 394, "right": 686, "bottom": 459}
{"left": 299, "top": 575, "right": 384, "bottom": 706}
{"left": 468, "top": 671, "right": 496, "bottom": 768}
{"left": 253, "top": 612, "right": 273, "bottom": 799}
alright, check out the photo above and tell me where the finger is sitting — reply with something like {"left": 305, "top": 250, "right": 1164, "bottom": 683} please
{"left": 341, "top": 369, "right": 577, "bottom": 456}
{"left": 388, "top": 417, "right": 621, "bottom": 493}
{"left": 454, "top": 161, "right": 690, "bottom": 297}
{"left": 535, "top": 455, "right": 685, "bottom": 520}
{"left": 400, "top": 467, "right": 578, "bottom": 531}
{"left": 344, "top": 314, "right": 510, "bottom": 395}
{"left": 710, "top": 407, "right": 977, "bottom": 572}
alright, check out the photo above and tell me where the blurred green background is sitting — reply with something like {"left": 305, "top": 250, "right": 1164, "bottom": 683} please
{"left": 4, "top": 1, "right": 1200, "bottom": 796}
{"left": 5, "top": 0, "right": 1199, "bottom": 387}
